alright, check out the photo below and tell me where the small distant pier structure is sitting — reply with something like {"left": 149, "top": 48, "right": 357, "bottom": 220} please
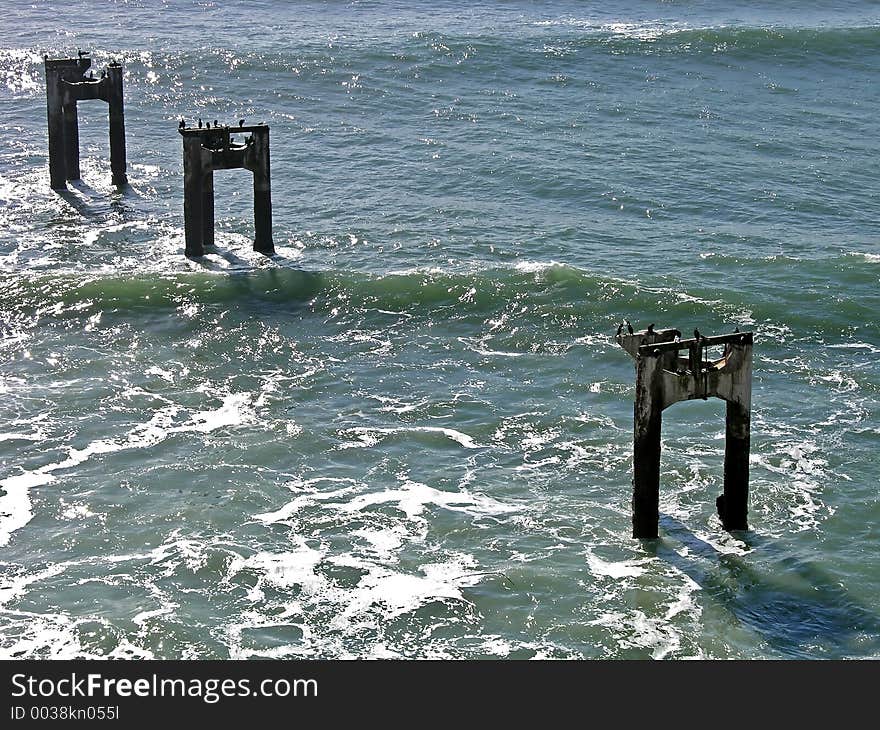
{"left": 617, "top": 325, "right": 754, "bottom": 539}
{"left": 178, "top": 122, "right": 274, "bottom": 257}
{"left": 44, "top": 52, "right": 127, "bottom": 189}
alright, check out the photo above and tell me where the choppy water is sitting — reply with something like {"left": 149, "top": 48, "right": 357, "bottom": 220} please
{"left": 1, "top": 0, "right": 879, "bottom": 659}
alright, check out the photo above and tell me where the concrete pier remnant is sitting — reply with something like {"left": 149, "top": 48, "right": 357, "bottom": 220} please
{"left": 178, "top": 122, "right": 273, "bottom": 257}
{"left": 44, "top": 52, "right": 127, "bottom": 189}
{"left": 616, "top": 324, "right": 753, "bottom": 538}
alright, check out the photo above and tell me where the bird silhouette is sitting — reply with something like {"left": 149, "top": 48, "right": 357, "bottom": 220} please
{"left": 734, "top": 326, "right": 740, "bottom": 333}
{"left": 213, "top": 119, "right": 218, "bottom": 128}
{"left": 616, "top": 322, "right": 624, "bottom": 337}
{"left": 239, "top": 119, "right": 245, "bottom": 127}
{"left": 647, "top": 323, "right": 655, "bottom": 334}
{"left": 178, "top": 119, "right": 185, "bottom": 130}
{"left": 693, "top": 328, "right": 701, "bottom": 341}
{"left": 626, "top": 320, "right": 634, "bottom": 335}
{"left": 198, "top": 118, "right": 202, "bottom": 128}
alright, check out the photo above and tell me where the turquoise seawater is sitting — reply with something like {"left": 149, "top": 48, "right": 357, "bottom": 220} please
{"left": 1, "top": 1, "right": 878, "bottom": 659}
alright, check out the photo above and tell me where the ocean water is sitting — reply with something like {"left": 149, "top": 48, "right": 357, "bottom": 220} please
{"left": 0, "top": 0, "right": 878, "bottom": 659}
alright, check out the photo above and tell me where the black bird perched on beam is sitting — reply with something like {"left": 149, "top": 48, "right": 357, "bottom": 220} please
{"left": 239, "top": 119, "right": 245, "bottom": 127}
{"left": 616, "top": 322, "right": 624, "bottom": 337}
{"left": 647, "top": 323, "right": 655, "bottom": 335}
{"left": 734, "top": 326, "right": 740, "bottom": 333}
{"left": 625, "top": 319, "right": 634, "bottom": 335}
{"left": 213, "top": 119, "right": 218, "bottom": 128}
{"left": 179, "top": 119, "right": 185, "bottom": 130}
{"left": 694, "top": 328, "right": 701, "bottom": 341}
{"left": 198, "top": 118, "right": 203, "bottom": 128}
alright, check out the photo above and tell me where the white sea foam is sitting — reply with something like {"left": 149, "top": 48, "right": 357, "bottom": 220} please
{"left": 329, "top": 479, "right": 520, "bottom": 522}
{"left": 337, "top": 557, "right": 481, "bottom": 622}
{"left": 0, "top": 471, "right": 56, "bottom": 547}
{"left": 0, "top": 393, "right": 256, "bottom": 545}
{"left": 0, "top": 430, "right": 44, "bottom": 443}
{"left": 847, "top": 251, "right": 880, "bottom": 263}
{"left": 233, "top": 544, "right": 327, "bottom": 593}
{"left": 352, "top": 526, "right": 406, "bottom": 562}
{"left": 253, "top": 478, "right": 359, "bottom": 524}
{"left": 187, "top": 392, "right": 255, "bottom": 432}
{"left": 513, "top": 259, "right": 564, "bottom": 274}
{"left": 339, "top": 425, "right": 484, "bottom": 449}
{"left": 585, "top": 550, "right": 650, "bottom": 579}
{"left": 460, "top": 337, "right": 526, "bottom": 358}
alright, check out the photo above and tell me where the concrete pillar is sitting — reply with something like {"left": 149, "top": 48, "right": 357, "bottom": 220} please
{"left": 45, "top": 55, "right": 127, "bottom": 189}
{"left": 719, "top": 344, "right": 752, "bottom": 531}
{"left": 632, "top": 352, "right": 662, "bottom": 539}
{"left": 62, "top": 101, "right": 80, "bottom": 180}
{"left": 719, "top": 400, "right": 750, "bottom": 530}
{"left": 45, "top": 64, "right": 67, "bottom": 189}
{"left": 182, "top": 137, "right": 205, "bottom": 257}
{"left": 179, "top": 123, "right": 274, "bottom": 257}
{"left": 202, "top": 168, "right": 214, "bottom": 248}
{"left": 618, "top": 328, "right": 754, "bottom": 538}
{"left": 251, "top": 128, "right": 274, "bottom": 254}
{"left": 106, "top": 62, "right": 127, "bottom": 186}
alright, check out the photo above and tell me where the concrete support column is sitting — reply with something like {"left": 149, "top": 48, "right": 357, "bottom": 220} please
{"left": 202, "top": 168, "right": 214, "bottom": 248}
{"left": 251, "top": 128, "right": 274, "bottom": 254}
{"left": 633, "top": 354, "right": 662, "bottom": 539}
{"left": 62, "top": 101, "right": 80, "bottom": 180}
{"left": 45, "top": 65, "right": 67, "bottom": 189}
{"left": 182, "top": 137, "right": 204, "bottom": 257}
{"left": 719, "top": 344, "right": 752, "bottom": 531}
{"left": 106, "top": 63, "right": 127, "bottom": 186}
{"left": 719, "top": 400, "right": 750, "bottom": 530}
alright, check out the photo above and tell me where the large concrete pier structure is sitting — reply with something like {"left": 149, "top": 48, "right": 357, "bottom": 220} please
{"left": 179, "top": 122, "right": 273, "bottom": 257}
{"left": 617, "top": 325, "right": 753, "bottom": 538}
{"left": 44, "top": 52, "right": 127, "bottom": 189}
